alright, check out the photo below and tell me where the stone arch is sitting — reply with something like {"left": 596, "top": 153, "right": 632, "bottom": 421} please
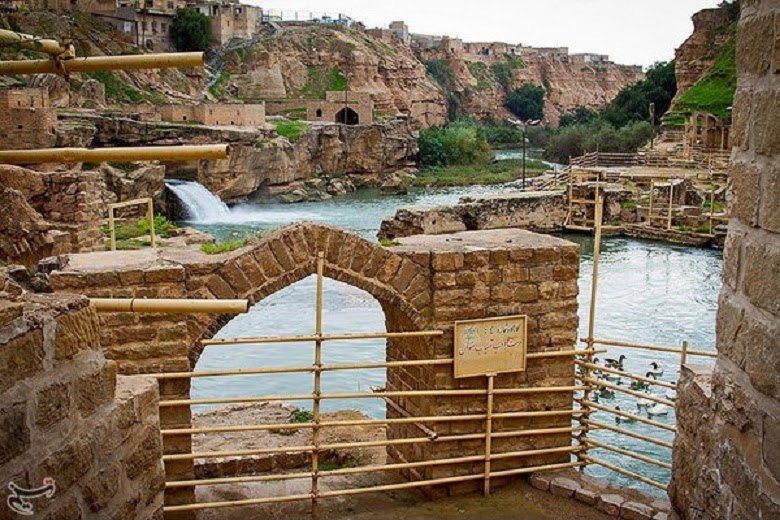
{"left": 186, "top": 223, "right": 431, "bottom": 367}
{"left": 336, "top": 106, "right": 360, "bottom": 125}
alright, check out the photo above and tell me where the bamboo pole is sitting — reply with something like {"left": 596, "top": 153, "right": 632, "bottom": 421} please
{"left": 0, "top": 28, "right": 74, "bottom": 57}
{"left": 311, "top": 252, "right": 324, "bottom": 519}
{"left": 0, "top": 144, "right": 228, "bottom": 165}
{"left": 589, "top": 338, "right": 716, "bottom": 358}
{"left": 681, "top": 340, "right": 689, "bottom": 367}
{"left": 201, "top": 330, "right": 443, "bottom": 346}
{"left": 90, "top": 298, "right": 248, "bottom": 315}
{"left": 648, "top": 180, "right": 655, "bottom": 224}
{"left": 0, "top": 52, "right": 204, "bottom": 76}
{"left": 582, "top": 400, "right": 676, "bottom": 432}
{"left": 163, "top": 426, "right": 587, "bottom": 462}
{"left": 585, "top": 439, "right": 672, "bottom": 470}
{"left": 582, "top": 456, "right": 667, "bottom": 490}
{"left": 582, "top": 377, "right": 675, "bottom": 407}
{"left": 483, "top": 374, "right": 495, "bottom": 496}
{"left": 158, "top": 386, "right": 582, "bottom": 407}
{"left": 161, "top": 409, "right": 583, "bottom": 436}
{"left": 584, "top": 419, "right": 673, "bottom": 449}
{"left": 382, "top": 396, "right": 438, "bottom": 440}
{"left": 147, "top": 198, "right": 156, "bottom": 248}
{"left": 576, "top": 361, "right": 676, "bottom": 390}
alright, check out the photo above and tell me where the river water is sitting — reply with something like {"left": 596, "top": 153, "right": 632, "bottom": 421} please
{"left": 176, "top": 182, "right": 721, "bottom": 495}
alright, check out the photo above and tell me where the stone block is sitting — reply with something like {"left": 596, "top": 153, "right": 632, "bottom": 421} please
{"left": 431, "top": 252, "right": 464, "bottom": 271}
{"left": 549, "top": 476, "right": 580, "bottom": 498}
{"left": 0, "top": 402, "right": 29, "bottom": 465}
{"left": 0, "top": 329, "right": 45, "bottom": 394}
{"left": 528, "top": 472, "right": 551, "bottom": 491}
{"left": 597, "top": 494, "right": 625, "bottom": 517}
{"left": 83, "top": 462, "right": 121, "bottom": 513}
{"left": 37, "top": 439, "right": 92, "bottom": 490}
{"left": 759, "top": 162, "right": 780, "bottom": 233}
{"left": 574, "top": 487, "right": 598, "bottom": 505}
{"left": 35, "top": 381, "right": 71, "bottom": 430}
{"left": 125, "top": 425, "right": 163, "bottom": 481}
{"left": 75, "top": 361, "right": 117, "bottom": 417}
{"left": 741, "top": 234, "right": 780, "bottom": 315}
{"left": 621, "top": 502, "right": 655, "bottom": 520}
{"left": 729, "top": 162, "right": 760, "bottom": 226}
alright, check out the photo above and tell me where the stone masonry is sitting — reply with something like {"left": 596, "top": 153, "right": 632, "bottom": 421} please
{"left": 49, "top": 223, "right": 580, "bottom": 514}
{"left": 669, "top": 1, "right": 780, "bottom": 518}
{"left": 0, "top": 279, "right": 164, "bottom": 519}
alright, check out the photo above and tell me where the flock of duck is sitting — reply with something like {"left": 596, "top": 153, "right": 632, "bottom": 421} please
{"left": 578, "top": 354, "right": 677, "bottom": 425}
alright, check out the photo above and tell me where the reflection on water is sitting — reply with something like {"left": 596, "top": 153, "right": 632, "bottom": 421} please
{"left": 189, "top": 188, "right": 722, "bottom": 496}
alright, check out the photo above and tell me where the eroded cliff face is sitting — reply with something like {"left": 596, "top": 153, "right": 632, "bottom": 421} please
{"left": 221, "top": 26, "right": 449, "bottom": 127}
{"left": 416, "top": 47, "right": 645, "bottom": 126}
{"left": 64, "top": 113, "right": 419, "bottom": 202}
{"left": 672, "top": 6, "right": 736, "bottom": 103}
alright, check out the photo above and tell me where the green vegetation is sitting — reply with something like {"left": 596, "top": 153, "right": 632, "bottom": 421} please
{"left": 450, "top": 118, "right": 524, "bottom": 147}
{"left": 289, "top": 409, "right": 314, "bottom": 423}
{"left": 85, "top": 70, "right": 142, "bottom": 103}
{"left": 318, "top": 461, "right": 343, "bottom": 472}
{"left": 703, "top": 199, "right": 726, "bottom": 212}
{"left": 506, "top": 84, "right": 545, "bottom": 121}
{"left": 490, "top": 54, "right": 525, "bottom": 93}
{"left": 466, "top": 61, "right": 492, "bottom": 91}
{"left": 425, "top": 60, "right": 461, "bottom": 120}
{"left": 544, "top": 61, "right": 677, "bottom": 163}
{"left": 379, "top": 238, "right": 399, "bottom": 247}
{"left": 274, "top": 120, "right": 310, "bottom": 142}
{"left": 102, "top": 216, "right": 176, "bottom": 241}
{"left": 200, "top": 231, "right": 265, "bottom": 254}
{"left": 621, "top": 200, "right": 638, "bottom": 210}
{"left": 412, "top": 159, "right": 547, "bottom": 188}
{"left": 300, "top": 66, "right": 347, "bottom": 99}
{"left": 674, "top": 39, "right": 736, "bottom": 119}
{"left": 209, "top": 70, "right": 232, "bottom": 99}
{"left": 418, "top": 123, "right": 492, "bottom": 168}
{"left": 171, "top": 8, "right": 212, "bottom": 52}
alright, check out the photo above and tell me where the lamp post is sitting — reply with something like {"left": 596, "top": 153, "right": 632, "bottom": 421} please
{"left": 508, "top": 118, "right": 541, "bottom": 189}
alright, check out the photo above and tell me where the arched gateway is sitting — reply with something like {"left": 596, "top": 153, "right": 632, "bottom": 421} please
{"left": 51, "top": 223, "right": 581, "bottom": 517}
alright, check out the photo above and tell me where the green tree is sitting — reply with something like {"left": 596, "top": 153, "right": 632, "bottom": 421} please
{"left": 506, "top": 84, "right": 545, "bottom": 121}
{"left": 601, "top": 61, "right": 676, "bottom": 127}
{"left": 418, "top": 124, "right": 492, "bottom": 168}
{"left": 170, "top": 8, "right": 212, "bottom": 52}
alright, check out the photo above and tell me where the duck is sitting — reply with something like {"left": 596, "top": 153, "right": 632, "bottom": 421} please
{"left": 615, "top": 406, "right": 636, "bottom": 424}
{"left": 596, "top": 386, "right": 615, "bottom": 399}
{"left": 630, "top": 372, "right": 658, "bottom": 391}
{"left": 665, "top": 388, "right": 677, "bottom": 401}
{"left": 605, "top": 355, "right": 627, "bottom": 370}
{"left": 647, "top": 403, "right": 669, "bottom": 416}
{"left": 636, "top": 393, "right": 655, "bottom": 409}
{"left": 648, "top": 362, "right": 664, "bottom": 377}
{"left": 604, "top": 371, "right": 623, "bottom": 384}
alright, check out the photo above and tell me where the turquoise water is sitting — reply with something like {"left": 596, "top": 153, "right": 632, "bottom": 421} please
{"left": 186, "top": 186, "right": 722, "bottom": 495}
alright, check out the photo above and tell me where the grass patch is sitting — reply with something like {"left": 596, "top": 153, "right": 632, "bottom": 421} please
{"left": 490, "top": 54, "right": 525, "bottom": 92}
{"left": 412, "top": 159, "right": 548, "bottom": 188}
{"left": 675, "top": 37, "right": 736, "bottom": 119}
{"left": 102, "top": 216, "right": 176, "bottom": 241}
{"left": 86, "top": 70, "right": 142, "bottom": 103}
{"left": 274, "top": 120, "right": 310, "bottom": 142}
{"left": 209, "top": 70, "right": 232, "bottom": 99}
{"left": 289, "top": 409, "right": 314, "bottom": 423}
{"left": 200, "top": 231, "right": 264, "bottom": 255}
{"left": 379, "top": 238, "right": 399, "bottom": 247}
{"left": 318, "top": 461, "right": 343, "bottom": 472}
{"left": 466, "top": 61, "right": 493, "bottom": 91}
{"left": 621, "top": 200, "right": 638, "bottom": 209}
{"left": 299, "top": 66, "right": 347, "bottom": 99}
{"left": 703, "top": 200, "right": 725, "bottom": 212}
{"left": 82, "top": 161, "right": 100, "bottom": 170}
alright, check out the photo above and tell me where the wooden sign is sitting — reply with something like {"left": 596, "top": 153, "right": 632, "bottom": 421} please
{"left": 454, "top": 315, "right": 528, "bottom": 379}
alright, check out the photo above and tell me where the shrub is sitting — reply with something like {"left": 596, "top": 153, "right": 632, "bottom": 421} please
{"left": 274, "top": 120, "right": 309, "bottom": 142}
{"left": 506, "top": 84, "right": 545, "bottom": 121}
{"left": 171, "top": 8, "right": 212, "bottom": 52}
{"left": 418, "top": 124, "right": 492, "bottom": 168}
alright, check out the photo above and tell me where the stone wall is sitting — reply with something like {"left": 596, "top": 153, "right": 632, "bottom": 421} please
{"left": 378, "top": 192, "right": 568, "bottom": 241}
{"left": 0, "top": 288, "right": 164, "bottom": 519}
{"left": 159, "top": 103, "right": 266, "bottom": 127}
{"left": 670, "top": 1, "right": 780, "bottom": 518}
{"left": 0, "top": 88, "right": 57, "bottom": 151}
{"left": 49, "top": 223, "right": 579, "bottom": 509}
{"left": 0, "top": 166, "right": 105, "bottom": 266}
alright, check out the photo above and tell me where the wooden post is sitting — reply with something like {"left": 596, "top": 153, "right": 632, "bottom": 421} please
{"left": 681, "top": 340, "right": 689, "bottom": 368}
{"left": 312, "top": 251, "right": 325, "bottom": 519}
{"left": 147, "top": 198, "right": 157, "bottom": 248}
{"left": 648, "top": 180, "right": 655, "bottom": 225}
{"left": 108, "top": 206, "right": 116, "bottom": 251}
{"left": 667, "top": 182, "right": 674, "bottom": 230}
{"left": 483, "top": 374, "right": 495, "bottom": 496}
{"left": 709, "top": 186, "right": 715, "bottom": 235}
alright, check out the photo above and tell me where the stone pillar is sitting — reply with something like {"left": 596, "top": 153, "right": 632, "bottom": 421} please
{"left": 388, "top": 229, "right": 579, "bottom": 494}
{"left": 670, "top": 2, "right": 780, "bottom": 517}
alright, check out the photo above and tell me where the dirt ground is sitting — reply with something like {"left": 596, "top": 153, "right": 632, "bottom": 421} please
{"left": 195, "top": 478, "right": 611, "bottom": 520}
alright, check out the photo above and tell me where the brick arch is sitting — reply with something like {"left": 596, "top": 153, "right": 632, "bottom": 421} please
{"left": 187, "top": 223, "right": 432, "bottom": 368}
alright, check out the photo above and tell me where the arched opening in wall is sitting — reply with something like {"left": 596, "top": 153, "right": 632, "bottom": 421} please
{"left": 188, "top": 272, "right": 430, "bottom": 512}
{"left": 316, "top": 108, "right": 323, "bottom": 118}
{"left": 336, "top": 107, "right": 359, "bottom": 125}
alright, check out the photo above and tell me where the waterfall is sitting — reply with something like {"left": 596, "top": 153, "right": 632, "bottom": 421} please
{"left": 165, "top": 180, "right": 231, "bottom": 223}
